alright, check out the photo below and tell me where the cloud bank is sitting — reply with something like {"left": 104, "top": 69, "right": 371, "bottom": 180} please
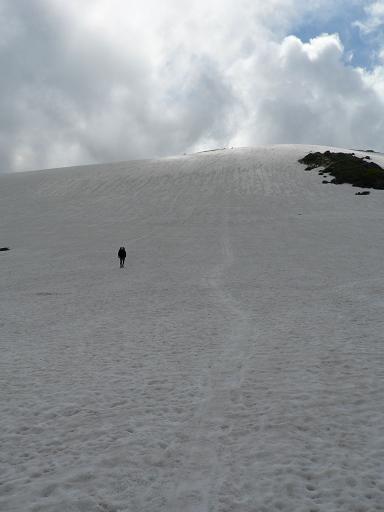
{"left": 1, "top": 0, "right": 384, "bottom": 172}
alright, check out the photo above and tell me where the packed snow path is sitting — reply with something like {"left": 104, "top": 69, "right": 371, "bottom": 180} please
{"left": 1, "top": 145, "right": 384, "bottom": 511}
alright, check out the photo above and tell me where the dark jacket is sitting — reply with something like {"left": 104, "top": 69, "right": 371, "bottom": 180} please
{"left": 118, "top": 247, "right": 126, "bottom": 259}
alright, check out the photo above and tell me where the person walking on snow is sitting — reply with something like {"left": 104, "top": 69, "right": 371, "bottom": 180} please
{"left": 118, "top": 246, "right": 126, "bottom": 268}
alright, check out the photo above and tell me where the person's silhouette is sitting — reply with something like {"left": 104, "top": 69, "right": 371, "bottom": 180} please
{"left": 118, "top": 246, "right": 126, "bottom": 268}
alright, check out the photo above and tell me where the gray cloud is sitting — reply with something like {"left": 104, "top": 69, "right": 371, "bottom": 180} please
{"left": 1, "top": 0, "right": 384, "bottom": 172}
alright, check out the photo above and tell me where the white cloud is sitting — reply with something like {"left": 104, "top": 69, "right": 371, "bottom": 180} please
{"left": 354, "top": 1, "right": 384, "bottom": 34}
{"left": 229, "top": 33, "right": 384, "bottom": 149}
{"left": 1, "top": 0, "right": 384, "bottom": 171}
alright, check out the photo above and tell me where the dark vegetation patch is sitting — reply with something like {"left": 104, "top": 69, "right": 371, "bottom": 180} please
{"left": 299, "top": 151, "right": 384, "bottom": 189}
{"left": 0, "top": 247, "right": 10, "bottom": 251}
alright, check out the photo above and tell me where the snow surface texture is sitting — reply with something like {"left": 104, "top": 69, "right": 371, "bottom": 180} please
{"left": 1, "top": 145, "right": 384, "bottom": 512}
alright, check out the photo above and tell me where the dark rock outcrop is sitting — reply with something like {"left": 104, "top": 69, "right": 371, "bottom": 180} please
{"left": 299, "top": 151, "right": 384, "bottom": 189}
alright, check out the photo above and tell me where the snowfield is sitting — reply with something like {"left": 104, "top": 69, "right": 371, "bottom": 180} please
{"left": 1, "top": 144, "right": 384, "bottom": 512}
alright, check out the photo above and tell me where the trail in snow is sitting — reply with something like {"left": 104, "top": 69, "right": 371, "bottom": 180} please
{"left": 165, "top": 207, "right": 256, "bottom": 512}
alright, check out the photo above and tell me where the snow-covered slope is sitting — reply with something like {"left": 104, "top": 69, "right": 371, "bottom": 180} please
{"left": 2, "top": 144, "right": 384, "bottom": 512}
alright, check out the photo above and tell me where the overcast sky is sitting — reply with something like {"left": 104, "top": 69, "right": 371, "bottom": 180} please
{"left": 1, "top": 0, "right": 384, "bottom": 172}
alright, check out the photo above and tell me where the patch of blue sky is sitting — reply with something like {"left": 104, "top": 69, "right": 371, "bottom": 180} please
{"left": 292, "top": 3, "right": 378, "bottom": 69}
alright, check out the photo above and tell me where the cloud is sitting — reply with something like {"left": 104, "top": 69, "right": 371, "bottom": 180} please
{"left": 1, "top": 0, "right": 384, "bottom": 172}
{"left": 231, "top": 33, "right": 384, "bottom": 150}
{"left": 354, "top": 1, "right": 384, "bottom": 34}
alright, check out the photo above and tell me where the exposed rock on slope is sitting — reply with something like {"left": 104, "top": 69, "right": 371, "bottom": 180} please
{"left": 299, "top": 150, "right": 384, "bottom": 189}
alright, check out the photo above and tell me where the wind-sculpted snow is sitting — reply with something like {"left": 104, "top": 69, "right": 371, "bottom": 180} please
{"left": 1, "top": 145, "right": 384, "bottom": 511}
